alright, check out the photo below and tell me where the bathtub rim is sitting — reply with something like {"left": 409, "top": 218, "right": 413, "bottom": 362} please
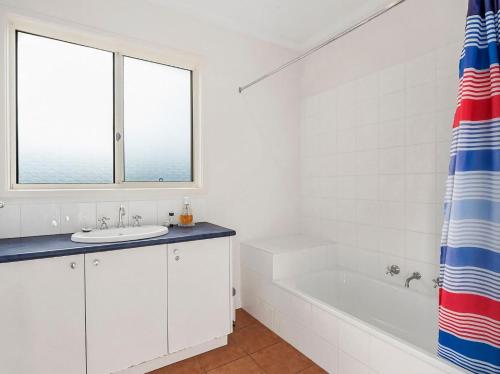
{"left": 274, "top": 275, "right": 467, "bottom": 374}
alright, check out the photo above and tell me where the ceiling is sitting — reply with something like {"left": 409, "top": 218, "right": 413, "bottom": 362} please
{"left": 146, "top": 0, "right": 395, "bottom": 50}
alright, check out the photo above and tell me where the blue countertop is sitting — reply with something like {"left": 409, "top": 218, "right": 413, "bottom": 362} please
{"left": 0, "top": 222, "right": 236, "bottom": 263}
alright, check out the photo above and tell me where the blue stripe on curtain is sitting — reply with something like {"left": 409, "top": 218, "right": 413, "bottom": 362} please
{"left": 442, "top": 246, "right": 500, "bottom": 273}
{"left": 439, "top": 331, "right": 500, "bottom": 368}
{"left": 450, "top": 150, "right": 500, "bottom": 173}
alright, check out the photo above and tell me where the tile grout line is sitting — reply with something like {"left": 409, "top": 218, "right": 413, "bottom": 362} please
{"left": 247, "top": 354, "right": 267, "bottom": 373}
{"left": 232, "top": 318, "right": 284, "bottom": 373}
{"left": 248, "top": 348, "right": 318, "bottom": 374}
{"left": 201, "top": 316, "right": 260, "bottom": 373}
{"left": 201, "top": 351, "right": 250, "bottom": 373}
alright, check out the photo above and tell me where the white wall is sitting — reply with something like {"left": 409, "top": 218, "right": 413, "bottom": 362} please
{"left": 298, "top": 0, "right": 468, "bottom": 296}
{"left": 0, "top": 0, "right": 302, "bottom": 306}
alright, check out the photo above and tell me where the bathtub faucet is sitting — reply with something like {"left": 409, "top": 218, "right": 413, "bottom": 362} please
{"left": 404, "top": 272, "right": 422, "bottom": 288}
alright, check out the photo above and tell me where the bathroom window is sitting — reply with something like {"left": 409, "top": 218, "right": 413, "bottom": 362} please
{"left": 16, "top": 32, "right": 115, "bottom": 184}
{"left": 11, "top": 26, "right": 198, "bottom": 190}
{"left": 123, "top": 57, "right": 192, "bottom": 182}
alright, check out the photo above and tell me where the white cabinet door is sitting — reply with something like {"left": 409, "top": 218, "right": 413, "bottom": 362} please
{"left": 85, "top": 245, "right": 168, "bottom": 374}
{"left": 168, "top": 237, "right": 231, "bottom": 353}
{"left": 0, "top": 255, "right": 86, "bottom": 374}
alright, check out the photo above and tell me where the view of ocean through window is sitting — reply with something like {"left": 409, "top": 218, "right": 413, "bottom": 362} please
{"left": 16, "top": 32, "right": 114, "bottom": 184}
{"left": 124, "top": 56, "right": 192, "bottom": 182}
{"left": 16, "top": 32, "right": 193, "bottom": 184}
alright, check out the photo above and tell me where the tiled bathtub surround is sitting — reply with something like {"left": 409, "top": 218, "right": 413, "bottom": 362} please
{"left": 242, "top": 235, "right": 336, "bottom": 280}
{"left": 299, "top": 42, "right": 463, "bottom": 295}
{"left": 241, "top": 237, "right": 464, "bottom": 374}
{"left": 0, "top": 199, "right": 207, "bottom": 238}
{"left": 297, "top": 0, "right": 468, "bottom": 300}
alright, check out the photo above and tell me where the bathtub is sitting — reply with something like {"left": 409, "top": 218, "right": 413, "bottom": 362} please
{"left": 240, "top": 235, "right": 465, "bottom": 374}
{"left": 277, "top": 269, "right": 438, "bottom": 354}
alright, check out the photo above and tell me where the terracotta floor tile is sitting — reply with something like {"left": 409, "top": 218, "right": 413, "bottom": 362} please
{"left": 207, "top": 356, "right": 263, "bottom": 374}
{"left": 234, "top": 309, "right": 259, "bottom": 330}
{"left": 232, "top": 323, "right": 282, "bottom": 354}
{"left": 196, "top": 334, "right": 247, "bottom": 371}
{"left": 298, "top": 364, "right": 328, "bottom": 374}
{"left": 148, "top": 357, "right": 203, "bottom": 374}
{"left": 250, "top": 342, "right": 313, "bottom": 374}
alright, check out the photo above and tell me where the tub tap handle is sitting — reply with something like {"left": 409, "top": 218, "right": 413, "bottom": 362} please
{"left": 432, "top": 277, "right": 441, "bottom": 289}
{"left": 385, "top": 265, "right": 400, "bottom": 276}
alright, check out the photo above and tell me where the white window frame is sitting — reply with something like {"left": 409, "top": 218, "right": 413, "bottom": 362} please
{"left": 6, "top": 17, "right": 202, "bottom": 192}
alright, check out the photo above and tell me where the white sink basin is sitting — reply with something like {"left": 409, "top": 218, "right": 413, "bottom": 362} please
{"left": 71, "top": 225, "right": 169, "bottom": 243}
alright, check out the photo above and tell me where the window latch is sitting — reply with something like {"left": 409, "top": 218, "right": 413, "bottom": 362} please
{"left": 115, "top": 132, "right": 122, "bottom": 141}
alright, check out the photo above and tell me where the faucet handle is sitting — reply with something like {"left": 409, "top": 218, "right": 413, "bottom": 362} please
{"left": 97, "top": 216, "right": 110, "bottom": 229}
{"left": 132, "top": 215, "right": 142, "bottom": 227}
{"left": 432, "top": 277, "right": 441, "bottom": 289}
{"left": 385, "top": 265, "right": 400, "bottom": 276}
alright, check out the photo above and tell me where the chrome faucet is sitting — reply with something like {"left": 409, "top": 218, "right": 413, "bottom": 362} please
{"left": 117, "top": 205, "right": 126, "bottom": 228}
{"left": 405, "top": 272, "right": 422, "bottom": 288}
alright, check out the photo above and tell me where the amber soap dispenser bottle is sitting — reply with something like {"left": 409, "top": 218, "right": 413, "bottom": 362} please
{"left": 179, "top": 197, "right": 194, "bottom": 227}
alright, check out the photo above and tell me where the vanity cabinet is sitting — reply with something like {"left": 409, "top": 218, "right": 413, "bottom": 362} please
{"left": 168, "top": 237, "right": 231, "bottom": 353}
{"left": 0, "top": 233, "right": 233, "bottom": 374}
{"left": 0, "top": 255, "right": 86, "bottom": 374}
{"left": 85, "top": 245, "right": 168, "bottom": 374}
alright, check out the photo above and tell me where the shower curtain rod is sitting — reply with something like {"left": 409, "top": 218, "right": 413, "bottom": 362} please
{"left": 238, "top": 0, "right": 407, "bottom": 93}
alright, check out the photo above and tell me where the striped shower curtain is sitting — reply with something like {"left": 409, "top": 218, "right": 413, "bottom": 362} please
{"left": 438, "top": 1, "right": 500, "bottom": 373}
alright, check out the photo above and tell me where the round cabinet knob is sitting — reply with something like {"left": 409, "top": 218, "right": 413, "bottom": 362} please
{"left": 173, "top": 249, "right": 179, "bottom": 255}
{"left": 70, "top": 262, "right": 77, "bottom": 269}
{"left": 93, "top": 259, "right": 100, "bottom": 266}
{"left": 175, "top": 255, "right": 180, "bottom": 261}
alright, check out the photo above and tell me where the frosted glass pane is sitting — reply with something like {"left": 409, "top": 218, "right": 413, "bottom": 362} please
{"left": 123, "top": 57, "right": 192, "bottom": 182}
{"left": 17, "top": 32, "right": 114, "bottom": 184}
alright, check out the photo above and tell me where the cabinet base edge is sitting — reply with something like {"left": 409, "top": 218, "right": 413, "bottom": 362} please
{"left": 114, "top": 336, "right": 228, "bottom": 374}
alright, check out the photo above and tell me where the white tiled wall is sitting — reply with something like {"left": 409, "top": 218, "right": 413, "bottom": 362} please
{"left": 299, "top": 42, "right": 462, "bottom": 296}
{"left": 0, "top": 198, "right": 207, "bottom": 238}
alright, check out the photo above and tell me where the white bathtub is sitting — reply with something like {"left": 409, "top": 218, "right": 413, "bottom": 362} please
{"left": 240, "top": 235, "right": 465, "bottom": 374}
{"left": 277, "top": 269, "right": 438, "bottom": 354}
